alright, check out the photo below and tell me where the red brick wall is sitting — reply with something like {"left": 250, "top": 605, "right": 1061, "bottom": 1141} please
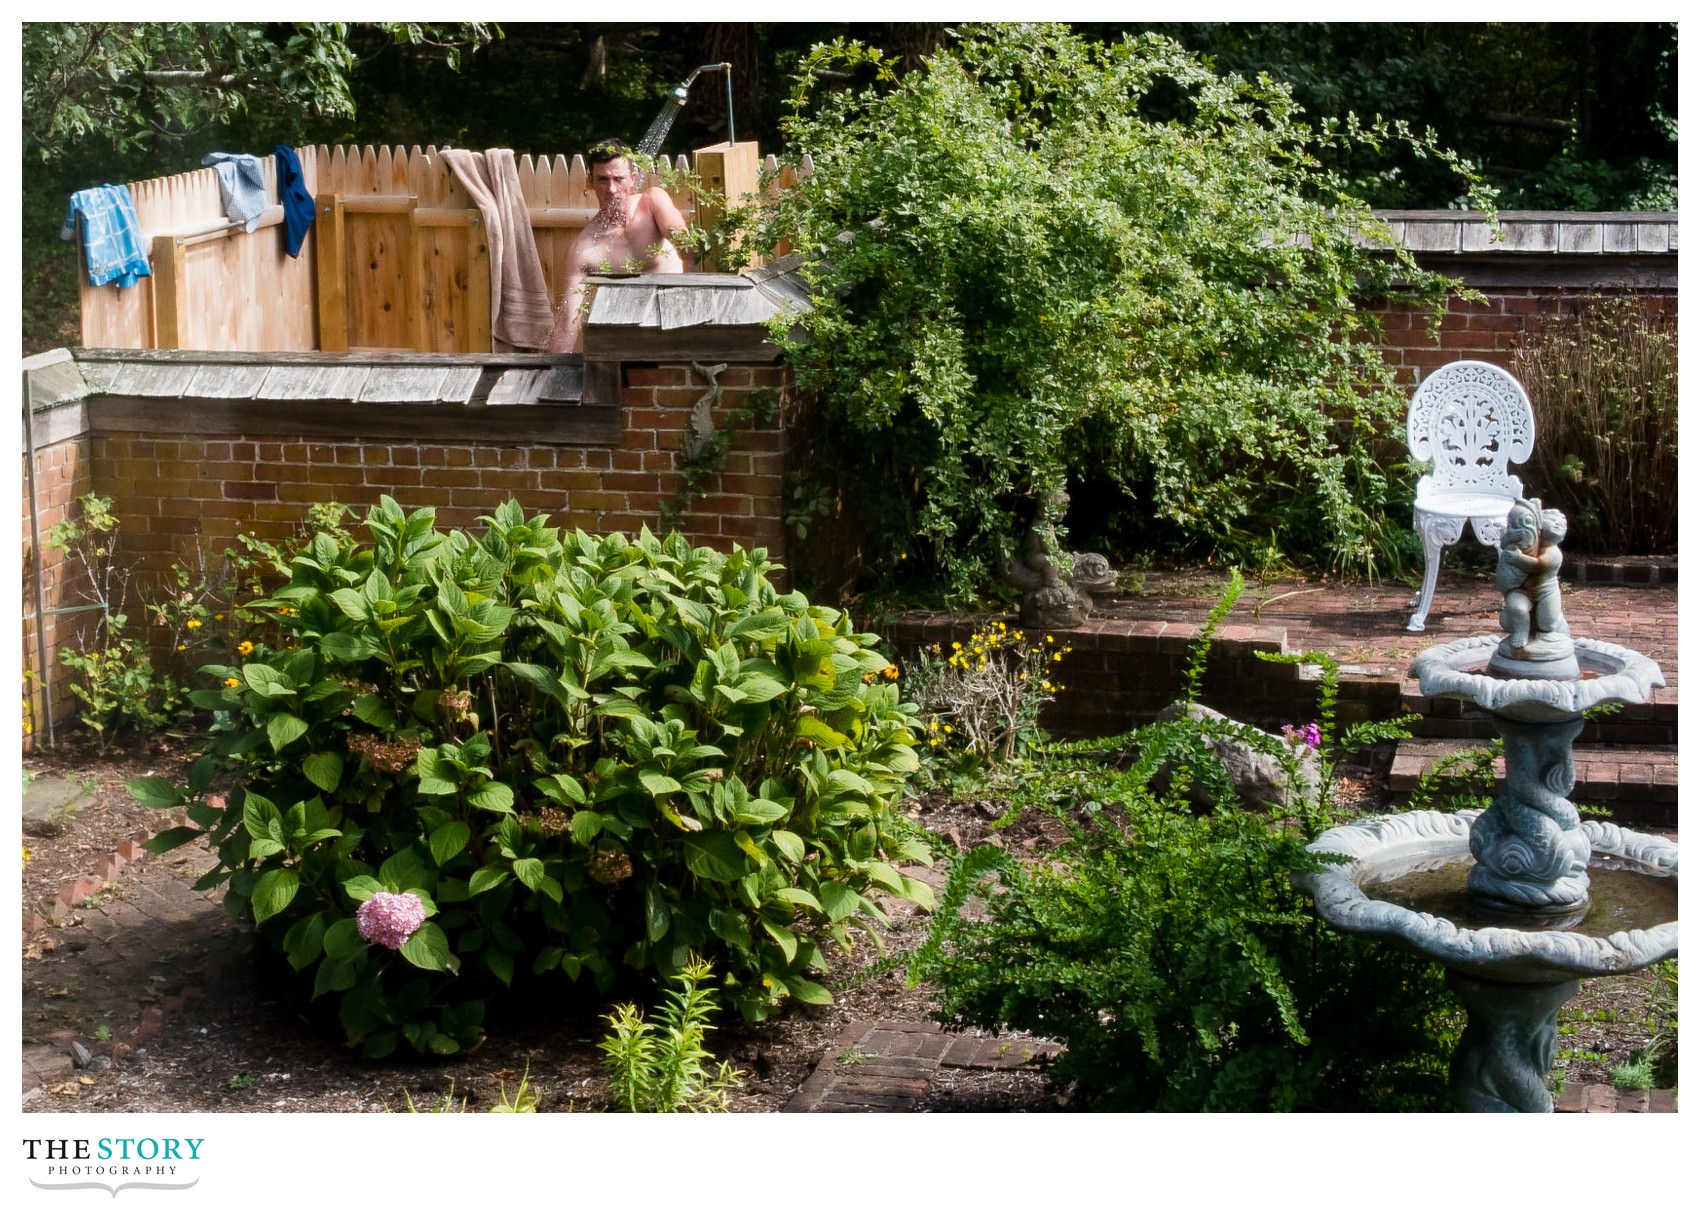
{"left": 20, "top": 433, "right": 95, "bottom": 741}
{"left": 79, "top": 362, "right": 791, "bottom": 591}
{"left": 1368, "top": 287, "right": 1677, "bottom": 387}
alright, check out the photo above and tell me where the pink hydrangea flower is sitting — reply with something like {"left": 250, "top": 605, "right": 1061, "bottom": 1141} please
{"left": 356, "top": 890, "right": 428, "bottom": 950}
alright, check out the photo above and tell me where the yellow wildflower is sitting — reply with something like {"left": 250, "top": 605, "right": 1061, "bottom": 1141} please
{"left": 237, "top": 640, "right": 255, "bottom": 656}
{"left": 186, "top": 618, "right": 202, "bottom": 630}
{"left": 224, "top": 676, "right": 240, "bottom": 689}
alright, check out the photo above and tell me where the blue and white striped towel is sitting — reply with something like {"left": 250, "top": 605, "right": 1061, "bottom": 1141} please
{"left": 60, "top": 185, "right": 152, "bottom": 288}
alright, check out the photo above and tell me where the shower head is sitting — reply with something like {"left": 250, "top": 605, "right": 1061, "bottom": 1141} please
{"left": 674, "top": 63, "right": 737, "bottom": 145}
{"left": 639, "top": 63, "right": 738, "bottom": 157}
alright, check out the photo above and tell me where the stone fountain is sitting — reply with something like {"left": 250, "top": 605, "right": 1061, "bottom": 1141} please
{"left": 1296, "top": 498, "right": 1676, "bottom": 1112}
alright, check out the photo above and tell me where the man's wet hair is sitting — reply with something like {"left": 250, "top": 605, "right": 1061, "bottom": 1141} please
{"left": 588, "top": 139, "right": 631, "bottom": 166}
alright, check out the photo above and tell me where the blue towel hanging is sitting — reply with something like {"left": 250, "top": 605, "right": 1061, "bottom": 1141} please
{"left": 60, "top": 185, "right": 152, "bottom": 288}
{"left": 273, "top": 145, "right": 315, "bottom": 258}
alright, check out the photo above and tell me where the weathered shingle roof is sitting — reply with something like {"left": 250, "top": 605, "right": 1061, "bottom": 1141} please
{"left": 1377, "top": 211, "right": 1677, "bottom": 256}
{"left": 585, "top": 258, "right": 812, "bottom": 332}
{"left": 70, "top": 351, "right": 578, "bottom": 407}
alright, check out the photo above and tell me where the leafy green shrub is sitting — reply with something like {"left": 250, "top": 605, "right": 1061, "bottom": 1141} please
{"left": 138, "top": 498, "right": 932, "bottom": 1057}
{"left": 922, "top": 797, "right": 1458, "bottom": 1111}
{"left": 1512, "top": 294, "right": 1678, "bottom": 554}
{"left": 759, "top": 24, "right": 1468, "bottom": 599}
{"left": 907, "top": 582, "right": 1458, "bottom": 1111}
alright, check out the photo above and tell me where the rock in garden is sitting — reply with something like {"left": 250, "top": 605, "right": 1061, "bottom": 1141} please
{"left": 1152, "top": 701, "right": 1321, "bottom": 811}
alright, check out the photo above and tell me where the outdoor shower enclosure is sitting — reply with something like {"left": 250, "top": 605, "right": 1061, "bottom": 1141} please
{"left": 75, "top": 141, "right": 787, "bottom": 355}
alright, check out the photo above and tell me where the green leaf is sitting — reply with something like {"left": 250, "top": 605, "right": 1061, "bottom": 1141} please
{"left": 378, "top": 850, "right": 427, "bottom": 892}
{"left": 303, "top": 751, "right": 344, "bottom": 793}
{"left": 399, "top": 921, "right": 456, "bottom": 974}
{"left": 568, "top": 810, "right": 605, "bottom": 845}
{"left": 312, "top": 952, "right": 363, "bottom": 998}
{"left": 126, "top": 776, "right": 183, "bottom": 809}
{"left": 343, "top": 874, "right": 384, "bottom": 902}
{"left": 786, "top": 974, "right": 834, "bottom": 1005}
{"left": 762, "top": 919, "right": 799, "bottom": 963}
{"left": 351, "top": 693, "right": 393, "bottom": 727}
{"left": 732, "top": 796, "right": 789, "bottom": 825}
{"left": 774, "top": 886, "right": 823, "bottom": 913}
{"left": 250, "top": 867, "right": 300, "bottom": 924}
{"left": 682, "top": 832, "right": 750, "bottom": 882}
{"left": 267, "top": 713, "right": 311, "bottom": 753}
{"left": 468, "top": 865, "right": 510, "bottom": 896}
{"left": 322, "top": 916, "right": 366, "bottom": 959}
{"left": 771, "top": 830, "right": 806, "bottom": 863}
{"left": 639, "top": 770, "right": 683, "bottom": 796}
{"left": 733, "top": 828, "right": 770, "bottom": 868}
{"left": 428, "top": 821, "right": 472, "bottom": 865}
{"left": 733, "top": 672, "right": 789, "bottom": 703}
{"left": 865, "top": 860, "right": 906, "bottom": 894}
{"left": 321, "top": 632, "right": 381, "bottom": 662}
{"left": 241, "top": 792, "right": 280, "bottom": 843}
{"left": 898, "top": 874, "right": 936, "bottom": 910}
{"left": 242, "top": 662, "right": 293, "bottom": 698}
{"left": 819, "top": 881, "right": 861, "bottom": 922}
{"left": 282, "top": 911, "right": 329, "bottom": 970}
{"left": 538, "top": 773, "right": 588, "bottom": 806}
{"left": 512, "top": 857, "right": 546, "bottom": 892}
{"left": 644, "top": 886, "right": 671, "bottom": 942}
{"left": 467, "top": 782, "right": 515, "bottom": 814}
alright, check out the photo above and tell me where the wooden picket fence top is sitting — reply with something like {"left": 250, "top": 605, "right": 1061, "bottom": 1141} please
{"left": 77, "top": 142, "right": 811, "bottom": 355}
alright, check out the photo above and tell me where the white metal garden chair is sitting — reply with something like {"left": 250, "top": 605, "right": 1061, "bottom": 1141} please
{"left": 1403, "top": 359, "right": 1536, "bottom": 632}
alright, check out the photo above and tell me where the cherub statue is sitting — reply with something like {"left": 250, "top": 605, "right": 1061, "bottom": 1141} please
{"left": 999, "top": 489, "right": 1116, "bottom": 629}
{"left": 1495, "top": 497, "right": 1569, "bottom": 654}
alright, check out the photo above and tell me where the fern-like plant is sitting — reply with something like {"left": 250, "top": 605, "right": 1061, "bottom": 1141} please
{"left": 599, "top": 954, "right": 744, "bottom": 1112}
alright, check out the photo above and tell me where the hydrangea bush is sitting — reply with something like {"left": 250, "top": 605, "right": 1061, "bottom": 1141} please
{"left": 137, "top": 498, "right": 931, "bottom": 1057}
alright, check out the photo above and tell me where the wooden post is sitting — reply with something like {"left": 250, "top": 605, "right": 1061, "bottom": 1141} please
{"left": 150, "top": 234, "right": 188, "bottom": 350}
{"left": 314, "top": 193, "right": 348, "bottom": 352}
{"left": 691, "top": 141, "right": 762, "bottom": 271}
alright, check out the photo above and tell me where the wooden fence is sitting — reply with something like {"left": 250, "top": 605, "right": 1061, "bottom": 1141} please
{"left": 76, "top": 143, "right": 808, "bottom": 355}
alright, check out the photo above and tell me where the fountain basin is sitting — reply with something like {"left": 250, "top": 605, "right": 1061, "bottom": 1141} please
{"left": 1297, "top": 809, "right": 1677, "bottom": 985}
{"left": 1410, "top": 635, "right": 1665, "bottom": 723}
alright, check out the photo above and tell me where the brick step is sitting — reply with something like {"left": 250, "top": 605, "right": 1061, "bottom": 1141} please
{"left": 1398, "top": 677, "right": 1676, "bottom": 747}
{"left": 1387, "top": 738, "right": 1677, "bottom": 828}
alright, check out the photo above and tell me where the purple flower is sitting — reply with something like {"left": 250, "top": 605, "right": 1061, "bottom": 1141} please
{"left": 356, "top": 890, "right": 428, "bottom": 950}
{"left": 1281, "top": 722, "right": 1322, "bottom": 751}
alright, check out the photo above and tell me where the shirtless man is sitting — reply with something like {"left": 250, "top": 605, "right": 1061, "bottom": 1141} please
{"left": 547, "top": 139, "right": 690, "bottom": 353}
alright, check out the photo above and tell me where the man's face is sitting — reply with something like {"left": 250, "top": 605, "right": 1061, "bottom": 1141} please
{"left": 591, "top": 158, "right": 634, "bottom": 210}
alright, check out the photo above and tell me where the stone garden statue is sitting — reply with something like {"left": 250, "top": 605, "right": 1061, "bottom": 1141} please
{"left": 1000, "top": 490, "right": 1116, "bottom": 629}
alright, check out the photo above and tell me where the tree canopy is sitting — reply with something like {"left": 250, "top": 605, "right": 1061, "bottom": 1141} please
{"left": 22, "top": 23, "right": 497, "bottom": 165}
